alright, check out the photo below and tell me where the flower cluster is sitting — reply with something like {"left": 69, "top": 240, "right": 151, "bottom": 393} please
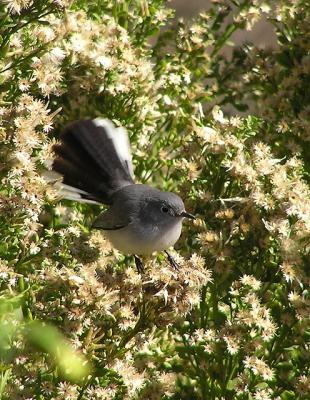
{"left": 172, "top": 110, "right": 309, "bottom": 399}
{"left": 221, "top": 0, "right": 310, "bottom": 168}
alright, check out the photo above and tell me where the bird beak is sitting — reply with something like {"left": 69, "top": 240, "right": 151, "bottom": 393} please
{"left": 180, "top": 211, "right": 196, "bottom": 220}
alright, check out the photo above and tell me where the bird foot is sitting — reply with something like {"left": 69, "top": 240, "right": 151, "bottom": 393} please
{"left": 134, "top": 255, "right": 145, "bottom": 274}
{"left": 164, "top": 251, "right": 180, "bottom": 271}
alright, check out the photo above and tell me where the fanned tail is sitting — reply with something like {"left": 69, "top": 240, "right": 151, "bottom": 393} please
{"left": 52, "top": 119, "right": 135, "bottom": 204}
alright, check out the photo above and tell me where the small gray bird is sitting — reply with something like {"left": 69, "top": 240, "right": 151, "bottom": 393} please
{"left": 52, "top": 119, "right": 195, "bottom": 272}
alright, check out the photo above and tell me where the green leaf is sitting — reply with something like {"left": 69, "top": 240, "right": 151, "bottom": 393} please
{"left": 25, "top": 321, "right": 92, "bottom": 383}
{"left": 0, "top": 369, "right": 11, "bottom": 398}
{"left": 280, "top": 391, "right": 296, "bottom": 400}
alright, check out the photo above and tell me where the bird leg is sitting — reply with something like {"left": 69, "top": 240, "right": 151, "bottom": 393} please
{"left": 134, "top": 255, "right": 145, "bottom": 274}
{"left": 164, "top": 251, "right": 180, "bottom": 271}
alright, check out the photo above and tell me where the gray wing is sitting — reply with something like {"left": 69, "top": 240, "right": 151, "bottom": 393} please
{"left": 91, "top": 209, "right": 131, "bottom": 230}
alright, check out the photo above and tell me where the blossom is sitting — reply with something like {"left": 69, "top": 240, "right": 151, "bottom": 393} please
{"left": 280, "top": 262, "right": 299, "bottom": 283}
{"left": 212, "top": 106, "right": 227, "bottom": 124}
{"left": 223, "top": 334, "right": 240, "bottom": 355}
{"left": 57, "top": 382, "right": 78, "bottom": 399}
{"left": 244, "top": 356, "right": 275, "bottom": 381}
{"left": 113, "top": 360, "right": 146, "bottom": 395}
{"left": 240, "top": 275, "right": 261, "bottom": 291}
{"left": 253, "top": 388, "right": 273, "bottom": 400}
{"left": 4, "top": 0, "right": 32, "bottom": 14}
{"left": 295, "top": 375, "right": 310, "bottom": 396}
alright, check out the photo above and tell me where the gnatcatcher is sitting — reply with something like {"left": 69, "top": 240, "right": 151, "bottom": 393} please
{"left": 52, "top": 119, "right": 195, "bottom": 272}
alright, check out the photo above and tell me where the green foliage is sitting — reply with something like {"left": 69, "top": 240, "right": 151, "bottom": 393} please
{"left": 0, "top": 0, "right": 309, "bottom": 399}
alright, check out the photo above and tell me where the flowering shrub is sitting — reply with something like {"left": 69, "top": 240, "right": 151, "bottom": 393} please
{"left": 0, "top": 1, "right": 309, "bottom": 399}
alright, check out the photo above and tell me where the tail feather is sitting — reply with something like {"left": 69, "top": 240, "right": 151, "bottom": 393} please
{"left": 52, "top": 119, "right": 135, "bottom": 204}
{"left": 94, "top": 119, "right": 134, "bottom": 178}
{"left": 53, "top": 158, "right": 107, "bottom": 200}
{"left": 53, "top": 142, "right": 109, "bottom": 181}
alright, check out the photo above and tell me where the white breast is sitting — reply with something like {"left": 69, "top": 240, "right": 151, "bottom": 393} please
{"left": 105, "top": 219, "right": 183, "bottom": 255}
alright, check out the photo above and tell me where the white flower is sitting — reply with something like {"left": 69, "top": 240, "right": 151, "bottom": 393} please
{"left": 50, "top": 47, "right": 66, "bottom": 62}
{"left": 96, "top": 55, "right": 113, "bottom": 69}
{"left": 163, "top": 95, "right": 172, "bottom": 105}
{"left": 183, "top": 72, "right": 191, "bottom": 84}
{"left": 29, "top": 242, "right": 40, "bottom": 255}
{"left": 68, "top": 275, "right": 85, "bottom": 285}
{"left": 212, "top": 105, "right": 227, "bottom": 124}
{"left": 244, "top": 356, "right": 274, "bottom": 381}
{"left": 168, "top": 73, "right": 182, "bottom": 85}
{"left": 240, "top": 274, "right": 261, "bottom": 290}
{"left": 70, "top": 33, "right": 90, "bottom": 52}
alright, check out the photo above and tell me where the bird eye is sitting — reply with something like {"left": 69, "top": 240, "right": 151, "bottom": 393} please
{"left": 161, "top": 205, "right": 169, "bottom": 214}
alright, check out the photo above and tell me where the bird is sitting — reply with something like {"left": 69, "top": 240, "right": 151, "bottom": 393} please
{"left": 52, "top": 118, "right": 195, "bottom": 273}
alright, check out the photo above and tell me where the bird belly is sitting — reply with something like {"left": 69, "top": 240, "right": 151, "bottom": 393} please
{"left": 104, "top": 220, "right": 183, "bottom": 255}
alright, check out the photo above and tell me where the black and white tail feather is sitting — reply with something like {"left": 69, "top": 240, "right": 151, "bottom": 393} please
{"left": 52, "top": 119, "right": 135, "bottom": 204}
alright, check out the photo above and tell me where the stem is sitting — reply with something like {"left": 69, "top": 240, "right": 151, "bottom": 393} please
{"left": 181, "top": 333, "right": 209, "bottom": 398}
{"left": 211, "top": 283, "right": 219, "bottom": 327}
{"left": 200, "top": 286, "right": 208, "bottom": 329}
{"left": 0, "top": 43, "right": 47, "bottom": 73}
{"left": 78, "top": 301, "right": 147, "bottom": 399}
{"left": 109, "top": 298, "right": 147, "bottom": 361}
{"left": 225, "top": 354, "right": 239, "bottom": 388}
{"left": 77, "top": 376, "right": 94, "bottom": 400}
{"left": 0, "top": 7, "right": 54, "bottom": 52}
{"left": 211, "top": 0, "right": 251, "bottom": 58}
{"left": 211, "top": 24, "right": 238, "bottom": 58}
